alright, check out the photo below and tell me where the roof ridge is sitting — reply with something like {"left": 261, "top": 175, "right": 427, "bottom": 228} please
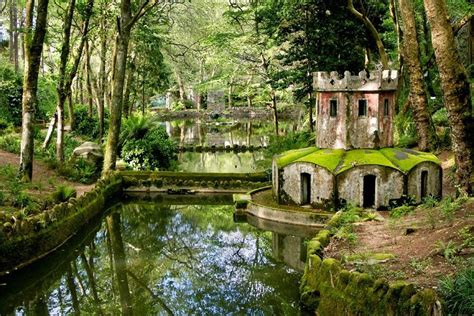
{"left": 334, "top": 149, "right": 348, "bottom": 174}
{"left": 379, "top": 148, "right": 406, "bottom": 175}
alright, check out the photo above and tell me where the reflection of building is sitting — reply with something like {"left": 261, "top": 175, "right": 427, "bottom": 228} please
{"left": 273, "top": 70, "right": 442, "bottom": 210}
{"left": 245, "top": 214, "right": 316, "bottom": 272}
{"left": 272, "top": 233, "right": 306, "bottom": 271}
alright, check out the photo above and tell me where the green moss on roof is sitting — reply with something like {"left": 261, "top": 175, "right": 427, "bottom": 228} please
{"left": 380, "top": 148, "right": 440, "bottom": 173}
{"left": 296, "top": 149, "right": 345, "bottom": 172}
{"left": 275, "top": 147, "right": 318, "bottom": 168}
{"left": 275, "top": 147, "right": 440, "bottom": 175}
{"left": 336, "top": 149, "right": 398, "bottom": 174}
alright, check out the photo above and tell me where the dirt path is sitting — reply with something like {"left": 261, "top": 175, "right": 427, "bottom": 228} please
{"left": 0, "top": 150, "right": 94, "bottom": 196}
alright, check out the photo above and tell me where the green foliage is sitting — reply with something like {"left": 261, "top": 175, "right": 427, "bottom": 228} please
{"left": 57, "top": 158, "right": 100, "bottom": 184}
{"left": 267, "top": 131, "right": 314, "bottom": 156}
{"left": 0, "top": 133, "right": 21, "bottom": 154}
{"left": 390, "top": 205, "right": 415, "bottom": 218}
{"left": 434, "top": 240, "right": 458, "bottom": 260}
{"left": 0, "top": 63, "right": 56, "bottom": 125}
{"left": 52, "top": 185, "right": 77, "bottom": 203}
{"left": 119, "top": 115, "right": 177, "bottom": 170}
{"left": 12, "top": 191, "right": 31, "bottom": 208}
{"left": 422, "top": 195, "right": 438, "bottom": 208}
{"left": 439, "top": 269, "right": 474, "bottom": 315}
{"left": 73, "top": 105, "right": 101, "bottom": 140}
{"left": 170, "top": 100, "right": 194, "bottom": 111}
{"left": 432, "top": 108, "right": 449, "bottom": 127}
{"left": 0, "top": 63, "right": 22, "bottom": 126}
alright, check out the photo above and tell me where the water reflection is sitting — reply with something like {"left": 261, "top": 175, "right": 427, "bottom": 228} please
{"left": 0, "top": 202, "right": 311, "bottom": 315}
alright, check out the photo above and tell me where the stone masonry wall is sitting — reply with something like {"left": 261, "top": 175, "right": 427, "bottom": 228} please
{"left": 407, "top": 162, "right": 442, "bottom": 203}
{"left": 337, "top": 165, "right": 405, "bottom": 209}
{"left": 281, "top": 162, "right": 334, "bottom": 207}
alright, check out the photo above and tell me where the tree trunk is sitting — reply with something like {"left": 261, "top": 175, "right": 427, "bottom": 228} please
{"left": 423, "top": 0, "right": 474, "bottom": 194}
{"left": 55, "top": 0, "right": 93, "bottom": 159}
{"left": 85, "top": 40, "right": 94, "bottom": 117}
{"left": 399, "top": 0, "right": 435, "bottom": 151}
{"left": 106, "top": 212, "right": 133, "bottom": 315}
{"left": 271, "top": 89, "right": 279, "bottom": 137}
{"left": 19, "top": 0, "right": 49, "bottom": 182}
{"left": 348, "top": 0, "right": 389, "bottom": 69}
{"left": 123, "top": 54, "right": 136, "bottom": 118}
{"left": 175, "top": 70, "right": 186, "bottom": 102}
{"left": 102, "top": 0, "right": 133, "bottom": 174}
{"left": 55, "top": 0, "right": 75, "bottom": 162}
{"left": 97, "top": 17, "right": 108, "bottom": 142}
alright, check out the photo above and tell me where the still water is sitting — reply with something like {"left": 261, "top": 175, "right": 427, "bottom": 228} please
{"left": 0, "top": 197, "right": 315, "bottom": 315}
{"left": 165, "top": 119, "right": 299, "bottom": 173}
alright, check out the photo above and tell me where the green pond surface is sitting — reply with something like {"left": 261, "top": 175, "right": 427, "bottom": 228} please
{"left": 166, "top": 119, "right": 298, "bottom": 173}
{"left": 0, "top": 195, "right": 316, "bottom": 315}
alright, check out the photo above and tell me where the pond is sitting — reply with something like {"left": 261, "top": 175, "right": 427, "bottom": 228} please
{"left": 0, "top": 196, "right": 316, "bottom": 315}
{"left": 164, "top": 119, "right": 300, "bottom": 173}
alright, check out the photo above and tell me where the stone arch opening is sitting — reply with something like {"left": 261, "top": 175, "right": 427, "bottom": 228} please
{"left": 363, "top": 175, "right": 376, "bottom": 208}
{"left": 300, "top": 173, "right": 311, "bottom": 205}
{"left": 421, "top": 170, "right": 428, "bottom": 199}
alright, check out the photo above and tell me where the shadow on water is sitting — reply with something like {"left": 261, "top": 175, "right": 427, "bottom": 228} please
{"left": 0, "top": 195, "right": 314, "bottom": 315}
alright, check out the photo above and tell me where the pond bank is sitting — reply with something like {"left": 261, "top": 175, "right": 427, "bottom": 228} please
{"left": 300, "top": 211, "right": 443, "bottom": 315}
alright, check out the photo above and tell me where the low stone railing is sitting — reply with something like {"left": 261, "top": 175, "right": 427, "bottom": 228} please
{"left": 300, "top": 212, "right": 441, "bottom": 315}
{"left": 178, "top": 144, "right": 267, "bottom": 153}
{"left": 121, "top": 171, "right": 271, "bottom": 193}
{"left": 0, "top": 172, "right": 122, "bottom": 274}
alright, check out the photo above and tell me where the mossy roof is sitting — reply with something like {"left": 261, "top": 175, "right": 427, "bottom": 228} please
{"left": 276, "top": 147, "right": 440, "bottom": 175}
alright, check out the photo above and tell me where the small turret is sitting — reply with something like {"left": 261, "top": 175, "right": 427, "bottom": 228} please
{"left": 313, "top": 70, "right": 398, "bottom": 150}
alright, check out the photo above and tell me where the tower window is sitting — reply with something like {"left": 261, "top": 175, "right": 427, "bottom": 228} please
{"left": 384, "top": 99, "right": 390, "bottom": 116}
{"left": 329, "top": 99, "right": 338, "bottom": 117}
{"left": 358, "top": 99, "right": 367, "bottom": 117}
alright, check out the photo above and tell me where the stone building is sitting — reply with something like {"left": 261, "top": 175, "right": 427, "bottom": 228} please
{"left": 272, "top": 70, "right": 442, "bottom": 210}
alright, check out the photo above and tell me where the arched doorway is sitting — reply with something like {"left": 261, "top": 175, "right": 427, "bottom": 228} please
{"left": 363, "top": 175, "right": 376, "bottom": 208}
{"left": 421, "top": 170, "right": 428, "bottom": 199}
{"left": 301, "top": 173, "right": 311, "bottom": 205}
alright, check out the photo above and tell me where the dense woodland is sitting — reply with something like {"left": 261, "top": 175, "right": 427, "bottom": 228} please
{"left": 0, "top": 0, "right": 471, "bottom": 190}
{"left": 0, "top": 0, "right": 472, "bottom": 314}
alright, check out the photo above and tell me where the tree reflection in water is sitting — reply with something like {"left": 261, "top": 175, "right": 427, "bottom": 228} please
{"left": 1, "top": 203, "right": 308, "bottom": 315}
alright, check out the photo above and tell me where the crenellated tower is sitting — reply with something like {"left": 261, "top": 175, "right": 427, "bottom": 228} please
{"left": 313, "top": 70, "right": 398, "bottom": 149}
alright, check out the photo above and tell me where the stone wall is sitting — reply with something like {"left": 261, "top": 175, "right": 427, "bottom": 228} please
{"left": 407, "top": 162, "right": 443, "bottom": 203}
{"left": 280, "top": 162, "right": 334, "bottom": 208}
{"left": 337, "top": 165, "right": 405, "bottom": 209}
{"left": 300, "top": 214, "right": 441, "bottom": 316}
{"left": 122, "top": 171, "right": 271, "bottom": 193}
{"left": 0, "top": 173, "right": 122, "bottom": 274}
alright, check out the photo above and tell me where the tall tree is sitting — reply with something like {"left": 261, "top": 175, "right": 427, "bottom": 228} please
{"left": 102, "top": 0, "right": 160, "bottom": 173}
{"left": 347, "top": 0, "right": 390, "bottom": 69}
{"left": 423, "top": 0, "right": 474, "bottom": 194}
{"left": 399, "top": 0, "right": 435, "bottom": 151}
{"left": 19, "top": 0, "right": 49, "bottom": 181}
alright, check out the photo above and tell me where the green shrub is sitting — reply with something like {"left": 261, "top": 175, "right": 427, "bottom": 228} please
{"left": 120, "top": 115, "right": 177, "bottom": 170}
{"left": 439, "top": 269, "right": 474, "bottom": 315}
{"left": 390, "top": 205, "right": 415, "bottom": 218}
{"left": 432, "top": 108, "right": 449, "bottom": 127}
{"left": 12, "top": 191, "right": 31, "bottom": 208}
{"left": 73, "top": 105, "right": 108, "bottom": 140}
{"left": 170, "top": 99, "right": 194, "bottom": 111}
{"left": 0, "top": 64, "right": 22, "bottom": 126}
{"left": 121, "top": 126, "right": 177, "bottom": 170}
{"left": 57, "top": 158, "right": 100, "bottom": 184}
{"left": 0, "top": 134, "right": 21, "bottom": 154}
{"left": 397, "top": 134, "right": 418, "bottom": 148}
{"left": 52, "top": 185, "right": 77, "bottom": 203}
{"left": 267, "top": 131, "right": 314, "bottom": 156}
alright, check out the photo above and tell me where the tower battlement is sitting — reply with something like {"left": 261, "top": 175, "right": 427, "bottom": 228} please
{"left": 314, "top": 70, "right": 398, "bottom": 92}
